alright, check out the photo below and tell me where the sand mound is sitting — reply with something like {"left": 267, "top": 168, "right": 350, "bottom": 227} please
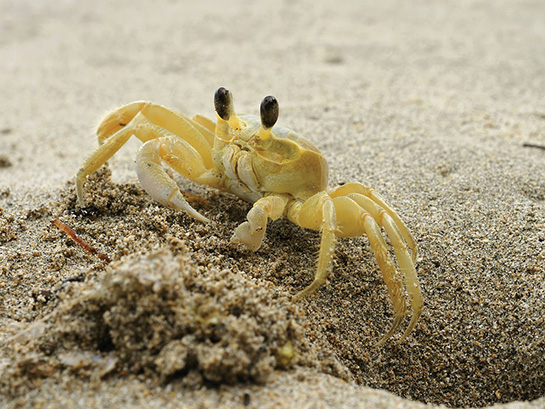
{"left": 1, "top": 247, "right": 305, "bottom": 394}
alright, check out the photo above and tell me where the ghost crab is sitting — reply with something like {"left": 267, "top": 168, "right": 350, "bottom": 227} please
{"left": 76, "top": 87, "right": 422, "bottom": 344}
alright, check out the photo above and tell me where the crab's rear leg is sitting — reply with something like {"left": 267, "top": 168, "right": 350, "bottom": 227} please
{"left": 380, "top": 213, "right": 423, "bottom": 342}
{"left": 331, "top": 196, "right": 409, "bottom": 344}
{"left": 335, "top": 194, "right": 422, "bottom": 343}
{"left": 330, "top": 182, "right": 417, "bottom": 262}
{"left": 346, "top": 193, "right": 422, "bottom": 341}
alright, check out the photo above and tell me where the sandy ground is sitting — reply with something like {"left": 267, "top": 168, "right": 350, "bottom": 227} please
{"left": 1, "top": 0, "right": 545, "bottom": 408}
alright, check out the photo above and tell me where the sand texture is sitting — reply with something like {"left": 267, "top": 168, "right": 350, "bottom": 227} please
{"left": 1, "top": 0, "right": 544, "bottom": 408}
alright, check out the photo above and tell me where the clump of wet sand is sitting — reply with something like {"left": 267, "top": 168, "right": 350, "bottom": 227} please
{"left": 1, "top": 248, "right": 303, "bottom": 394}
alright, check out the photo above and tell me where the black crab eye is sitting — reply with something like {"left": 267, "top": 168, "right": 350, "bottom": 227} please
{"left": 260, "top": 95, "right": 279, "bottom": 129}
{"left": 214, "top": 87, "right": 232, "bottom": 120}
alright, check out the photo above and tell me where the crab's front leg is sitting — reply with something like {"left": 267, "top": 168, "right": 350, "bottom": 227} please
{"left": 136, "top": 134, "right": 222, "bottom": 223}
{"left": 286, "top": 192, "right": 338, "bottom": 301}
{"left": 231, "top": 195, "right": 289, "bottom": 251}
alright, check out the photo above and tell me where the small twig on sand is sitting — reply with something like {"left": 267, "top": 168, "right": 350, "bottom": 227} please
{"left": 522, "top": 143, "right": 545, "bottom": 150}
{"left": 51, "top": 219, "right": 111, "bottom": 262}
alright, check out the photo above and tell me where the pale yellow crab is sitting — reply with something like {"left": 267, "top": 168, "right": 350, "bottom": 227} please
{"left": 76, "top": 87, "right": 422, "bottom": 344}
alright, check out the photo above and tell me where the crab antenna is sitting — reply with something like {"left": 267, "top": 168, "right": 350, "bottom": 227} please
{"left": 258, "top": 95, "right": 279, "bottom": 140}
{"left": 214, "top": 87, "right": 242, "bottom": 130}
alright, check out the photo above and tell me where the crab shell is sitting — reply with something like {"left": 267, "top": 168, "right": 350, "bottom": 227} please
{"left": 214, "top": 114, "right": 328, "bottom": 201}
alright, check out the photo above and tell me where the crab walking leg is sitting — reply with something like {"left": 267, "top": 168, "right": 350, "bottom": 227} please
{"left": 380, "top": 211, "right": 423, "bottom": 342}
{"left": 76, "top": 113, "right": 182, "bottom": 206}
{"left": 359, "top": 212, "right": 408, "bottom": 345}
{"left": 346, "top": 192, "right": 401, "bottom": 237}
{"left": 192, "top": 114, "right": 217, "bottom": 135}
{"left": 137, "top": 103, "right": 215, "bottom": 167}
{"left": 76, "top": 125, "right": 139, "bottom": 206}
{"left": 332, "top": 190, "right": 421, "bottom": 341}
{"left": 370, "top": 190, "right": 418, "bottom": 263}
{"left": 77, "top": 107, "right": 161, "bottom": 206}
{"left": 330, "top": 183, "right": 417, "bottom": 262}
{"left": 231, "top": 195, "right": 288, "bottom": 251}
{"left": 77, "top": 101, "right": 217, "bottom": 206}
{"left": 97, "top": 102, "right": 215, "bottom": 160}
{"left": 331, "top": 195, "right": 408, "bottom": 344}
{"left": 135, "top": 136, "right": 214, "bottom": 223}
{"left": 292, "top": 199, "right": 337, "bottom": 301}
{"left": 96, "top": 101, "right": 147, "bottom": 145}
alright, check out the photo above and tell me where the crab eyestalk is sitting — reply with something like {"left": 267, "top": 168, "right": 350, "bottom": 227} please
{"left": 258, "top": 95, "right": 279, "bottom": 140}
{"left": 214, "top": 87, "right": 242, "bottom": 133}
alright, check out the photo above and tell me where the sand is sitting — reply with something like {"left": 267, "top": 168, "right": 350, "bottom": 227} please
{"left": 1, "top": 0, "right": 544, "bottom": 408}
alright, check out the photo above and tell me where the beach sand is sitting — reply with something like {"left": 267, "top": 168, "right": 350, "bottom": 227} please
{"left": 1, "top": 0, "right": 544, "bottom": 408}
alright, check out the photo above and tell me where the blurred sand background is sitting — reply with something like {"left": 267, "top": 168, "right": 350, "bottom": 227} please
{"left": 1, "top": 0, "right": 544, "bottom": 408}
